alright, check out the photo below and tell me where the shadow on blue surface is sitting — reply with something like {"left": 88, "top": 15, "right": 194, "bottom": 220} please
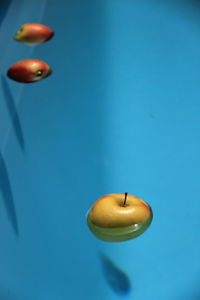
{"left": 100, "top": 253, "right": 131, "bottom": 296}
{"left": 1, "top": 75, "right": 25, "bottom": 153}
{"left": 0, "top": 0, "right": 13, "bottom": 27}
{"left": 0, "top": 150, "right": 19, "bottom": 236}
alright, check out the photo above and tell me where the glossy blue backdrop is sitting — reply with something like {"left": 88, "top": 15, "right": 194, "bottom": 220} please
{"left": 0, "top": 1, "right": 199, "bottom": 300}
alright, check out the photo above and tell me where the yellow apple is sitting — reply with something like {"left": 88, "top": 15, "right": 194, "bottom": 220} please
{"left": 87, "top": 193, "right": 153, "bottom": 242}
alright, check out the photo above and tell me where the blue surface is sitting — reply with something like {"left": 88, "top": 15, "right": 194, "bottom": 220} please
{"left": 0, "top": 0, "right": 200, "bottom": 299}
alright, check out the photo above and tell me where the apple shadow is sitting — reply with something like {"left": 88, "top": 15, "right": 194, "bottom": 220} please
{"left": 1, "top": 75, "right": 25, "bottom": 153}
{"left": 99, "top": 252, "right": 131, "bottom": 296}
{"left": 0, "top": 0, "right": 13, "bottom": 28}
{"left": 0, "top": 150, "right": 19, "bottom": 236}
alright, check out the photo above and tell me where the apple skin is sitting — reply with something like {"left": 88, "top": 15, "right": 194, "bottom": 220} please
{"left": 14, "top": 23, "right": 54, "bottom": 44}
{"left": 87, "top": 193, "right": 153, "bottom": 242}
{"left": 7, "top": 59, "right": 52, "bottom": 83}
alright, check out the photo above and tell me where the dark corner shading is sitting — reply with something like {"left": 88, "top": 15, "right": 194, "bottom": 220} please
{"left": 0, "top": 150, "right": 19, "bottom": 236}
{"left": 99, "top": 253, "right": 131, "bottom": 296}
{"left": 0, "top": 0, "right": 13, "bottom": 27}
{"left": 192, "top": 0, "right": 200, "bottom": 5}
{"left": 1, "top": 75, "right": 25, "bottom": 153}
{"left": 180, "top": 284, "right": 200, "bottom": 300}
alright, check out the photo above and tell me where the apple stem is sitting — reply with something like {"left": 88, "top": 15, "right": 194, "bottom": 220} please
{"left": 123, "top": 193, "right": 128, "bottom": 206}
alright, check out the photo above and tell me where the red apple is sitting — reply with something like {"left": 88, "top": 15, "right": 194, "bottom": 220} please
{"left": 7, "top": 59, "right": 52, "bottom": 83}
{"left": 14, "top": 23, "right": 54, "bottom": 44}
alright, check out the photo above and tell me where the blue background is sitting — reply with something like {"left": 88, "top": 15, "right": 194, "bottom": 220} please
{"left": 0, "top": 0, "right": 199, "bottom": 299}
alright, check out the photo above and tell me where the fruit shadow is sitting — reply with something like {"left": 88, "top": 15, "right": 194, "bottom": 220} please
{"left": 0, "top": 0, "right": 13, "bottom": 28}
{"left": 1, "top": 75, "right": 25, "bottom": 153}
{"left": 0, "top": 150, "right": 19, "bottom": 236}
{"left": 99, "top": 252, "right": 131, "bottom": 296}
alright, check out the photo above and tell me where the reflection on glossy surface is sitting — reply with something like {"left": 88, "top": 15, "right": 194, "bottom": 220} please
{"left": 100, "top": 253, "right": 131, "bottom": 295}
